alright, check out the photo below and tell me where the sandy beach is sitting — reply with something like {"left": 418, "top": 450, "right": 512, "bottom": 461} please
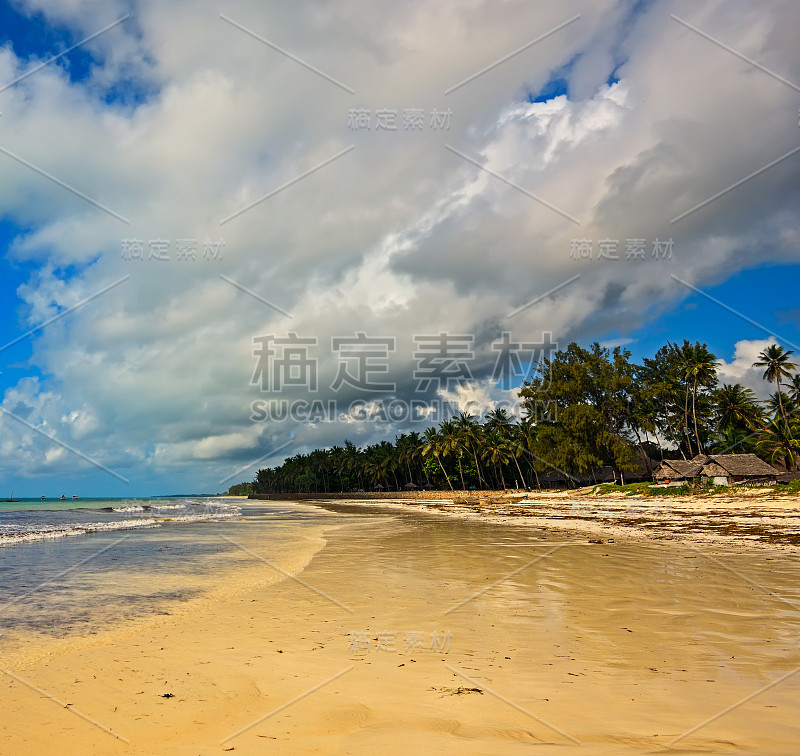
{"left": 332, "top": 488, "right": 800, "bottom": 549}
{"left": 1, "top": 498, "right": 800, "bottom": 754}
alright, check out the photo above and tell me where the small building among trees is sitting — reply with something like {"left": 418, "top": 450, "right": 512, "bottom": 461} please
{"left": 653, "top": 455, "right": 708, "bottom": 482}
{"left": 697, "top": 454, "right": 779, "bottom": 486}
{"left": 655, "top": 453, "right": 780, "bottom": 486}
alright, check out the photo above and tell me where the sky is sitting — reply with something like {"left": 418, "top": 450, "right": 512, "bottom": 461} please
{"left": 0, "top": 0, "right": 798, "bottom": 496}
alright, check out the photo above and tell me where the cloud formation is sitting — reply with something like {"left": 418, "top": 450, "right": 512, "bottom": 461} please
{"left": 0, "top": 0, "right": 797, "bottom": 492}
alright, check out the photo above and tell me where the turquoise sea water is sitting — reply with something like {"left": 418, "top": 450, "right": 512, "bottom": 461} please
{"left": 0, "top": 497, "right": 241, "bottom": 546}
{"left": 0, "top": 497, "right": 153, "bottom": 512}
{"left": 0, "top": 498, "right": 340, "bottom": 666}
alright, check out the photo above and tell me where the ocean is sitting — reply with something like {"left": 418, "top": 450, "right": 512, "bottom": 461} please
{"left": 0, "top": 497, "right": 340, "bottom": 667}
{"left": 0, "top": 497, "right": 242, "bottom": 547}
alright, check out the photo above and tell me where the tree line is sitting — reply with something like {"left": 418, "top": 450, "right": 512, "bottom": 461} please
{"left": 228, "top": 341, "right": 799, "bottom": 494}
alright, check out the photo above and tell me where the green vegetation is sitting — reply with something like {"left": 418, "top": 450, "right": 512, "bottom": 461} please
{"left": 784, "top": 479, "right": 800, "bottom": 494}
{"left": 226, "top": 481, "right": 255, "bottom": 496}
{"left": 235, "top": 340, "right": 798, "bottom": 495}
{"left": 590, "top": 482, "right": 746, "bottom": 497}
{"left": 588, "top": 482, "right": 690, "bottom": 497}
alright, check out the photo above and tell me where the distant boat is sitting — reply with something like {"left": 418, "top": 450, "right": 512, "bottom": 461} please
{"left": 41, "top": 496, "right": 46, "bottom": 500}
{"left": 60, "top": 494, "right": 66, "bottom": 500}
{"left": 72, "top": 495, "right": 79, "bottom": 500}
{"left": 4, "top": 492, "right": 18, "bottom": 503}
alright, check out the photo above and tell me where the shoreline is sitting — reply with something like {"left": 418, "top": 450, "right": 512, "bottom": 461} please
{"left": 0, "top": 501, "right": 345, "bottom": 672}
{"left": 297, "top": 490, "right": 800, "bottom": 551}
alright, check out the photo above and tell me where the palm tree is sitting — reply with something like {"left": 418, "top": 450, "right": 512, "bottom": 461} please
{"left": 486, "top": 408, "right": 526, "bottom": 488}
{"left": 482, "top": 432, "right": 512, "bottom": 489}
{"left": 439, "top": 419, "right": 465, "bottom": 489}
{"left": 758, "top": 419, "right": 800, "bottom": 470}
{"left": 455, "top": 411, "right": 486, "bottom": 489}
{"left": 421, "top": 427, "right": 454, "bottom": 490}
{"left": 714, "top": 383, "right": 764, "bottom": 432}
{"left": 709, "top": 426, "right": 755, "bottom": 455}
{"left": 754, "top": 344, "right": 796, "bottom": 433}
{"left": 329, "top": 445, "right": 345, "bottom": 491}
{"left": 485, "top": 407, "right": 513, "bottom": 436}
{"left": 765, "top": 391, "right": 792, "bottom": 424}
{"left": 516, "top": 418, "right": 541, "bottom": 488}
{"left": 342, "top": 440, "right": 363, "bottom": 490}
{"left": 789, "top": 374, "right": 800, "bottom": 408}
{"left": 396, "top": 433, "right": 420, "bottom": 485}
{"left": 672, "top": 341, "right": 696, "bottom": 457}
{"left": 651, "top": 376, "right": 685, "bottom": 458}
{"left": 682, "top": 343, "right": 718, "bottom": 454}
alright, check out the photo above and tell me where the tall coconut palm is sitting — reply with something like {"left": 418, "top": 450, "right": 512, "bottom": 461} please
{"left": 683, "top": 343, "right": 718, "bottom": 454}
{"left": 789, "top": 374, "right": 800, "bottom": 409}
{"left": 671, "top": 341, "right": 697, "bottom": 456}
{"left": 714, "top": 383, "right": 765, "bottom": 433}
{"left": 439, "top": 419, "right": 466, "bottom": 489}
{"left": 754, "top": 344, "right": 796, "bottom": 434}
{"left": 481, "top": 432, "right": 512, "bottom": 489}
{"left": 455, "top": 411, "right": 486, "bottom": 489}
{"left": 516, "top": 418, "right": 541, "bottom": 488}
{"left": 486, "top": 408, "right": 526, "bottom": 488}
{"left": 421, "top": 427, "right": 454, "bottom": 490}
{"left": 651, "top": 376, "right": 685, "bottom": 458}
{"left": 709, "top": 426, "right": 754, "bottom": 455}
{"left": 341, "top": 440, "right": 362, "bottom": 490}
{"left": 758, "top": 419, "right": 800, "bottom": 470}
{"left": 485, "top": 407, "right": 513, "bottom": 436}
{"left": 396, "top": 433, "right": 418, "bottom": 485}
{"left": 765, "top": 391, "right": 792, "bottom": 423}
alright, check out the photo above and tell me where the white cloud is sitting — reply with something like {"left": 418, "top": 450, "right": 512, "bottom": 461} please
{"left": 717, "top": 338, "right": 780, "bottom": 398}
{"left": 436, "top": 380, "right": 519, "bottom": 419}
{"left": 0, "top": 0, "right": 797, "bottom": 490}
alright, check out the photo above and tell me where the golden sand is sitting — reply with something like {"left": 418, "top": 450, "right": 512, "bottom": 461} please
{"left": 1, "top": 502, "right": 799, "bottom": 754}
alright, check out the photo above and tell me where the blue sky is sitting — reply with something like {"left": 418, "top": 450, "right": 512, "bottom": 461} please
{"left": 0, "top": 1, "right": 99, "bottom": 90}
{"left": 610, "top": 263, "right": 800, "bottom": 364}
{"left": 0, "top": 0, "right": 798, "bottom": 496}
{"left": 0, "top": 221, "right": 41, "bottom": 394}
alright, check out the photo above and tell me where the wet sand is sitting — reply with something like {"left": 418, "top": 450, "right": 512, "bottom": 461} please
{"left": 1, "top": 503, "right": 799, "bottom": 754}
{"left": 340, "top": 489, "right": 800, "bottom": 548}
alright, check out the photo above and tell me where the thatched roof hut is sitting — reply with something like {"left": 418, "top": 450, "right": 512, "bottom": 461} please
{"left": 699, "top": 454, "right": 778, "bottom": 485}
{"left": 653, "top": 454, "right": 708, "bottom": 481}
{"left": 403, "top": 482, "right": 419, "bottom": 490}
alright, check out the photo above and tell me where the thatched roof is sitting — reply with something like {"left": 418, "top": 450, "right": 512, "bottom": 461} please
{"left": 700, "top": 461, "right": 729, "bottom": 478}
{"left": 655, "top": 460, "right": 690, "bottom": 476}
{"left": 403, "top": 482, "right": 419, "bottom": 489}
{"left": 700, "top": 454, "right": 778, "bottom": 478}
{"left": 654, "top": 456, "right": 707, "bottom": 479}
